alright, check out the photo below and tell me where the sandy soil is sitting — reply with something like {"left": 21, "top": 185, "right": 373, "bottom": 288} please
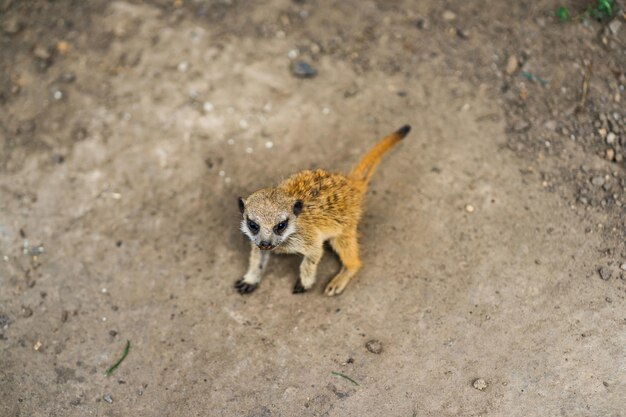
{"left": 1, "top": 1, "right": 625, "bottom": 416}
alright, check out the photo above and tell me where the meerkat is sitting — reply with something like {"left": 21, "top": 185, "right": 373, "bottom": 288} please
{"left": 235, "top": 124, "right": 411, "bottom": 296}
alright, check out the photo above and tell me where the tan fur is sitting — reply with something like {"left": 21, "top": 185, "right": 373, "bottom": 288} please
{"left": 236, "top": 125, "right": 410, "bottom": 296}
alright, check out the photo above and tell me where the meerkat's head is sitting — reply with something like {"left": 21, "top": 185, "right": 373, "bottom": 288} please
{"left": 238, "top": 188, "right": 303, "bottom": 251}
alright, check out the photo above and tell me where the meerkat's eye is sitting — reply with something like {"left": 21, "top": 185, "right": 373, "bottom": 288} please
{"left": 247, "top": 219, "right": 260, "bottom": 234}
{"left": 274, "top": 221, "right": 288, "bottom": 234}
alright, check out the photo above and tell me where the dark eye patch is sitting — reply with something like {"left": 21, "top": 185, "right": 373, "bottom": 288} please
{"left": 274, "top": 220, "right": 288, "bottom": 234}
{"left": 247, "top": 218, "right": 260, "bottom": 234}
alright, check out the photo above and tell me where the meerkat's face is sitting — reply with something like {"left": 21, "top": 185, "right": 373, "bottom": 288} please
{"left": 238, "top": 189, "right": 303, "bottom": 251}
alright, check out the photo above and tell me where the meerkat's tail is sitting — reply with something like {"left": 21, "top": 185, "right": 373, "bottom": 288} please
{"left": 349, "top": 125, "right": 411, "bottom": 185}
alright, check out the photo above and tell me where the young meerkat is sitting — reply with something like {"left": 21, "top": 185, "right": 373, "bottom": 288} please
{"left": 236, "top": 124, "right": 411, "bottom": 296}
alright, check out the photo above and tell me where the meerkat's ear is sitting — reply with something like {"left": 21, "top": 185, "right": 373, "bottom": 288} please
{"left": 238, "top": 197, "right": 245, "bottom": 214}
{"left": 293, "top": 200, "right": 303, "bottom": 216}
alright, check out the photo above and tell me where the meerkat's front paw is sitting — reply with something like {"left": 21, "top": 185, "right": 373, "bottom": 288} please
{"left": 324, "top": 276, "right": 350, "bottom": 296}
{"left": 234, "top": 278, "right": 259, "bottom": 294}
{"left": 292, "top": 280, "right": 308, "bottom": 294}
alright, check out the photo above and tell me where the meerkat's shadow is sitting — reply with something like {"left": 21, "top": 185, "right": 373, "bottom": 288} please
{"left": 262, "top": 242, "right": 341, "bottom": 292}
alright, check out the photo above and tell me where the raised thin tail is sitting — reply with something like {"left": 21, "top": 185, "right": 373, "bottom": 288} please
{"left": 349, "top": 125, "right": 411, "bottom": 184}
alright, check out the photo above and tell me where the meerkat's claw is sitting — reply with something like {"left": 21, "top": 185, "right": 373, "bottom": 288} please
{"left": 292, "top": 280, "right": 308, "bottom": 294}
{"left": 234, "top": 278, "right": 258, "bottom": 294}
{"left": 324, "top": 277, "right": 349, "bottom": 296}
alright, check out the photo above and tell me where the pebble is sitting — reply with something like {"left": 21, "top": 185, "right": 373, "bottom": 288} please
{"left": 513, "top": 120, "right": 530, "bottom": 132}
{"left": 265, "top": 141, "right": 273, "bottom": 149}
{"left": 2, "top": 17, "right": 23, "bottom": 34}
{"left": 52, "top": 90, "right": 64, "bottom": 100}
{"left": 202, "top": 101, "right": 214, "bottom": 113}
{"left": 505, "top": 56, "right": 518, "bottom": 75}
{"left": 620, "top": 263, "right": 626, "bottom": 271}
{"left": 465, "top": 204, "right": 475, "bottom": 213}
{"left": 606, "top": 149, "right": 615, "bottom": 161}
{"left": 103, "top": 394, "right": 113, "bottom": 404}
{"left": 598, "top": 267, "right": 611, "bottom": 280}
{"left": 51, "top": 153, "right": 65, "bottom": 164}
{"left": 33, "top": 45, "right": 51, "bottom": 60}
{"left": 442, "top": 10, "right": 456, "bottom": 21}
{"left": 472, "top": 378, "right": 488, "bottom": 391}
{"left": 608, "top": 19, "right": 622, "bottom": 35}
{"left": 21, "top": 306, "right": 33, "bottom": 318}
{"left": 60, "top": 72, "right": 76, "bottom": 83}
{"left": 606, "top": 132, "right": 616, "bottom": 144}
{"left": 456, "top": 28, "right": 470, "bottom": 39}
{"left": 415, "top": 17, "right": 428, "bottom": 30}
{"left": 365, "top": 339, "right": 383, "bottom": 354}
{"left": 177, "top": 61, "right": 189, "bottom": 72}
{"left": 591, "top": 176, "right": 605, "bottom": 187}
{"left": 291, "top": 60, "right": 316, "bottom": 78}
{"left": 544, "top": 120, "right": 557, "bottom": 131}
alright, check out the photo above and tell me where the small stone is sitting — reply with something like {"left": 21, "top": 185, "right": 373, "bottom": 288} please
{"left": 52, "top": 90, "right": 64, "bottom": 100}
{"left": 33, "top": 45, "right": 51, "bottom": 60}
{"left": 202, "top": 101, "right": 214, "bottom": 112}
{"left": 291, "top": 60, "right": 316, "bottom": 78}
{"left": 456, "top": 28, "right": 470, "bottom": 39}
{"left": 442, "top": 10, "right": 456, "bottom": 21}
{"left": 265, "top": 141, "right": 273, "bottom": 149}
{"left": 109, "top": 330, "right": 118, "bottom": 337}
{"left": 177, "top": 61, "right": 189, "bottom": 72}
{"left": 365, "top": 339, "right": 383, "bottom": 354}
{"left": 21, "top": 306, "right": 33, "bottom": 318}
{"left": 544, "top": 120, "right": 557, "bottom": 131}
{"left": 56, "top": 41, "right": 69, "bottom": 54}
{"left": 33, "top": 340, "right": 42, "bottom": 351}
{"left": 606, "top": 148, "right": 615, "bottom": 161}
{"left": 608, "top": 19, "right": 622, "bottom": 35}
{"left": 598, "top": 267, "right": 612, "bottom": 280}
{"left": 51, "top": 153, "right": 64, "bottom": 164}
{"left": 605, "top": 297, "right": 612, "bottom": 303}
{"left": 513, "top": 120, "right": 530, "bottom": 132}
{"left": 103, "top": 394, "right": 113, "bottom": 404}
{"left": 606, "top": 132, "right": 616, "bottom": 144}
{"left": 415, "top": 17, "right": 428, "bottom": 30}
{"left": 2, "top": 17, "right": 23, "bottom": 34}
{"left": 465, "top": 204, "right": 475, "bottom": 213}
{"left": 505, "top": 55, "right": 518, "bottom": 75}
{"left": 61, "top": 310, "right": 69, "bottom": 322}
{"left": 60, "top": 72, "right": 76, "bottom": 83}
{"left": 472, "top": 378, "right": 488, "bottom": 391}
{"left": 619, "top": 263, "right": 626, "bottom": 271}
{"left": 591, "top": 176, "right": 605, "bottom": 187}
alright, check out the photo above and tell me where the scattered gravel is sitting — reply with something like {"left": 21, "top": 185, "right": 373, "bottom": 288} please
{"left": 291, "top": 60, "right": 316, "bottom": 78}
{"left": 365, "top": 339, "right": 383, "bottom": 354}
{"left": 598, "top": 267, "right": 612, "bottom": 281}
{"left": 103, "top": 394, "right": 113, "bottom": 404}
{"left": 472, "top": 378, "right": 488, "bottom": 391}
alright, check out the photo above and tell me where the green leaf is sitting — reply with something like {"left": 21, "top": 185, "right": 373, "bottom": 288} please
{"left": 555, "top": 6, "right": 569, "bottom": 22}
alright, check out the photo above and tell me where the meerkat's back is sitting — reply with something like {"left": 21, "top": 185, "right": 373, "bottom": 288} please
{"left": 279, "top": 169, "right": 365, "bottom": 233}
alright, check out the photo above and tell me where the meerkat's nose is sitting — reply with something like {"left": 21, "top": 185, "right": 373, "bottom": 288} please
{"left": 260, "top": 240, "right": 271, "bottom": 248}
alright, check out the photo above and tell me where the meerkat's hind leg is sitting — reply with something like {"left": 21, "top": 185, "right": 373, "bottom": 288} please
{"left": 325, "top": 231, "right": 362, "bottom": 296}
{"left": 235, "top": 244, "right": 270, "bottom": 294}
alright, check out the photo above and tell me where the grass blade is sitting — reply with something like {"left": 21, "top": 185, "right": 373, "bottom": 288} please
{"left": 331, "top": 371, "right": 360, "bottom": 386}
{"left": 105, "top": 340, "right": 131, "bottom": 376}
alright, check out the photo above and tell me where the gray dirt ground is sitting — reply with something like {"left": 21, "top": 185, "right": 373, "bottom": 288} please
{"left": 1, "top": 1, "right": 625, "bottom": 416}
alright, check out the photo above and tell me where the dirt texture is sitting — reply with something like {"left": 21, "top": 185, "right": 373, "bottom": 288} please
{"left": 1, "top": 1, "right": 625, "bottom": 416}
